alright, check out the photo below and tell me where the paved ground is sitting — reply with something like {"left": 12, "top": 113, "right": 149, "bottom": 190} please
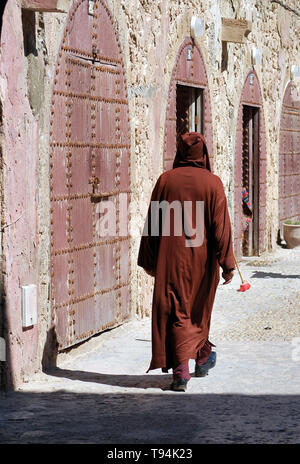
{"left": 0, "top": 246, "right": 300, "bottom": 444}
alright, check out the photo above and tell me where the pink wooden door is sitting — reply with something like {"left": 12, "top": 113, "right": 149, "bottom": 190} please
{"left": 164, "top": 38, "right": 213, "bottom": 172}
{"left": 50, "top": 0, "right": 131, "bottom": 350}
{"left": 242, "top": 105, "right": 260, "bottom": 256}
{"left": 279, "top": 82, "right": 300, "bottom": 235}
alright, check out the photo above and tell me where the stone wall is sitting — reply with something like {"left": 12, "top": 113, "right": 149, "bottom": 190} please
{"left": 0, "top": 0, "right": 299, "bottom": 388}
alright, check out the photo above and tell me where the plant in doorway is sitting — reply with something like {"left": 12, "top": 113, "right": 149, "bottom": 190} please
{"left": 283, "top": 219, "right": 300, "bottom": 249}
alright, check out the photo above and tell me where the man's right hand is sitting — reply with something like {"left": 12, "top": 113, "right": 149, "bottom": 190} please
{"left": 222, "top": 270, "right": 234, "bottom": 285}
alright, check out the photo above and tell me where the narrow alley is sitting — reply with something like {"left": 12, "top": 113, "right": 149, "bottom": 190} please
{"left": 0, "top": 0, "right": 300, "bottom": 449}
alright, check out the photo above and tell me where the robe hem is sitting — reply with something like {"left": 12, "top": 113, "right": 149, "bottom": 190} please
{"left": 146, "top": 353, "right": 207, "bottom": 372}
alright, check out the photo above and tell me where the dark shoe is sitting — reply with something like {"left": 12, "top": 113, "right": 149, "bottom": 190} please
{"left": 170, "top": 378, "right": 188, "bottom": 392}
{"left": 195, "top": 351, "right": 217, "bottom": 377}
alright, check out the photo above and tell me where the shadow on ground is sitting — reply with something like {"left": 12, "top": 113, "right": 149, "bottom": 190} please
{"left": 0, "top": 388, "right": 299, "bottom": 444}
{"left": 251, "top": 271, "right": 300, "bottom": 279}
{"left": 47, "top": 367, "right": 200, "bottom": 390}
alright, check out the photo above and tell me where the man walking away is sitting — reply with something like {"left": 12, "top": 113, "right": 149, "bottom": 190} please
{"left": 138, "top": 132, "right": 235, "bottom": 391}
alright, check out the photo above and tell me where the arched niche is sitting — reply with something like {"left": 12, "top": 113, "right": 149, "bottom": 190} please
{"left": 163, "top": 37, "right": 213, "bottom": 171}
{"left": 234, "top": 69, "right": 267, "bottom": 258}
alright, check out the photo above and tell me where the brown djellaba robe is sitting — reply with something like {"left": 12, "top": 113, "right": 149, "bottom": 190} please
{"left": 138, "top": 132, "right": 235, "bottom": 372}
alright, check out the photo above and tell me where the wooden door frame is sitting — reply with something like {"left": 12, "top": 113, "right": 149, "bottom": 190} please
{"left": 252, "top": 106, "right": 260, "bottom": 255}
{"left": 176, "top": 83, "right": 204, "bottom": 135}
{"left": 234, "top": 69, "right": 267, "bottom": 259}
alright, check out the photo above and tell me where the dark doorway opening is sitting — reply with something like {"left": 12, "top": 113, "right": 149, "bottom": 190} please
{"left": 242, "top": 105, "right": 260, "bottom": 256}
{"left": 21, "top": 9, "right": 37, "bottom": 57}
{"left": 0, "top": 1, "right": 8, "bottom": 40}
{"left": 176, "top": 84, "right": 204, "bottom": 141}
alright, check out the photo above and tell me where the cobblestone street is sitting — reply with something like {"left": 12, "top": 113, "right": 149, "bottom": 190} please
{"left": 0, "top": 246, "right": 299, "bottom": 444}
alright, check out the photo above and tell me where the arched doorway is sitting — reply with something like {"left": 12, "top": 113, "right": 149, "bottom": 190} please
{"left": 50, "top": 0, "right": 131, "bottom": 350}
{"left": 279, "top": 81, "right": 300, "bottom": 236}
{"left": 163, "top": 38, "right": 213, "bottom": 171}
{"left": 234, "top": 69, "right": 267, "bottom": 258}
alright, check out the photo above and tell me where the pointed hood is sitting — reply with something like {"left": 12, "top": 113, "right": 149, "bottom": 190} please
{"left": 173, "top": 132, "right": 211, "bottom": 171}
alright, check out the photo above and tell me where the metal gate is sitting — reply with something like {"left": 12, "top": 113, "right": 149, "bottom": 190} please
{"left": 164, "top": 38, "right": 213, "bottom": 172}
{"left": 50, "top": 0, "right": 131, "bottom": 350}
{"left": 279, "top": 82, "right": 300, "bottom": 234}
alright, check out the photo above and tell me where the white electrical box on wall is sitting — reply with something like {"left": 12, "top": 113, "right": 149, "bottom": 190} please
{"left": 0, "top": 337, "right": 5, "bottom": 362}
{"left": 22, "top": 285, "right": 37, "bottom": 328}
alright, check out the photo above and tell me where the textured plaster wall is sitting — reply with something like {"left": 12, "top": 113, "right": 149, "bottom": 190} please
{"left": 0, "top": 0, "right": 73, "bottom": 387}
{"left": 35, "top": 3, "right": 73, "bottom": 375}
{"left": 0, "top": 1, "right": 40, "bottom": 387}
{"left": 0, "top": 0, "right": 299, "bottom": 387}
